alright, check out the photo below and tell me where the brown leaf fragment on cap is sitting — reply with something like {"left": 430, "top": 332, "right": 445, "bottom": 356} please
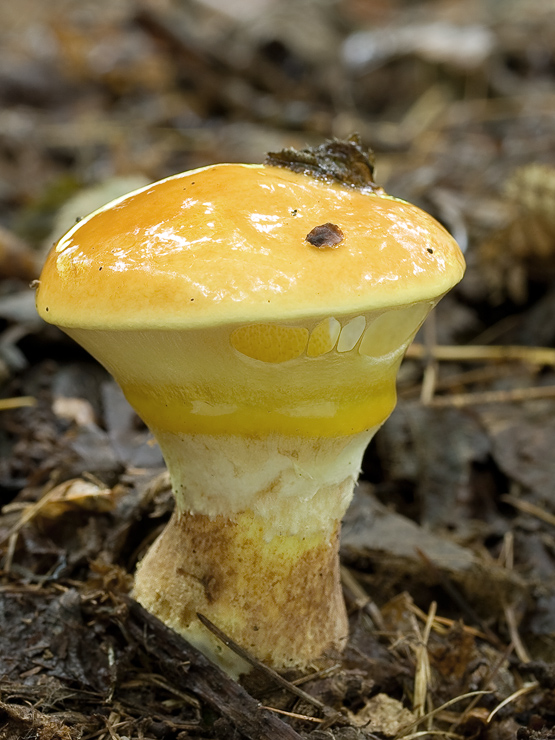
{"left": 265, "top": 134, "right": 382, "bottom": 191}
{"left": 306, "top": 223, "right": 344, "bottom": 248}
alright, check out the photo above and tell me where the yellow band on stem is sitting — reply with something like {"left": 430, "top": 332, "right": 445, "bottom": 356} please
{"left": 124, "top": 383, "right": 397, "bottom": 437}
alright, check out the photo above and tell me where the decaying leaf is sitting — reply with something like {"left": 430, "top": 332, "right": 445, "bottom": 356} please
{"left": 3, "top": 478, "right": 117, "bottom": 526}
{"left": 0, "top": 701, "right": 75, "bottom": 740}
{"left": 347, "top": 693, "right": 415, "bottom": 734}
{"left": 341, "top": 485, "right": 527, "bottom": 614}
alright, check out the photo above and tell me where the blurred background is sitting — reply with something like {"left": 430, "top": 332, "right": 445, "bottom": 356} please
{"left": 1, "top": 1, "right": 555, "bottom": 736}
{"left": 1, "top": 0, "right": 554, "bottom": 274}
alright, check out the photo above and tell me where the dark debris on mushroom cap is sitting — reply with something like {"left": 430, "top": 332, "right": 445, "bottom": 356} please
{"left": 265, "top": 135, "right": 383, "bottom": 192}
{"left": 306, "top": 223, "right": 344, "bottom": 248}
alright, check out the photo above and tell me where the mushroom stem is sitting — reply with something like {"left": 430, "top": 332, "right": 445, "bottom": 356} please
{"left": 133, "top": 429, "right": 376, "bottom": 675}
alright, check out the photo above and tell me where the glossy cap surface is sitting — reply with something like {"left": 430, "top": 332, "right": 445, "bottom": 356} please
{"left": 36, "top": 163, "right": 465, "bottom": 330}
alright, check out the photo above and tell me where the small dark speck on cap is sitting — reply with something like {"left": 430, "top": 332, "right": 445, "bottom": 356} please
{"left": 427, "top": 247, "right": 434, "bottom": 254}
{"left": 306, "top": 223, "right": 344, "bottom": 249}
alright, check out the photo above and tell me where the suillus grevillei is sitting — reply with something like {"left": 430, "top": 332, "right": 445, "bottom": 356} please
{"left": 36, "top": 138, "right": 465, "bottom": 676}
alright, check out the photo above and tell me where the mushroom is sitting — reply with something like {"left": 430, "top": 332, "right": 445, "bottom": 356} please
{"left": 35, "top": 139, "right": 465, "bottom": 676}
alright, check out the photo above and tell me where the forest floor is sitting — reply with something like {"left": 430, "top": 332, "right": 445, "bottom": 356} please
{"left": 1, "top": 1, "right": 555, "bottom": 738}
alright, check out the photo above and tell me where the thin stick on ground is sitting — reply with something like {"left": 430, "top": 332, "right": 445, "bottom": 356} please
{"left": 501, "top": 494, "right": 555, "bottom": 528}
{"left": 486, "top": 682, "right": 540, "bottom": 723}
{"left": 196, "top": 612, "right": 337, "bottom": 718}
{"left": 123, "top": 598, "right": 306, "bottom": 740}
{"left": 407, "top": 343, "right": 555, "bottom": 366}
{"left": 0, "top": 396, "right": 36, "bottom": 411}
{"left": 427, "top": 384, "right": 555, "bottom": 407}
{"left": 396, "top": 691, "right": 491, "bottom": 738}
{"left": 341, "top": 565, "right": 385, "bottom": 630}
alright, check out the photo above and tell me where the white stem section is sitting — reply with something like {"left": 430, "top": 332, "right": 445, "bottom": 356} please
{"left": 153, "top": 427, "right": 379, "bottom": 537}
{"left": 134, "top": 426, "right": 381, "bottom": 674}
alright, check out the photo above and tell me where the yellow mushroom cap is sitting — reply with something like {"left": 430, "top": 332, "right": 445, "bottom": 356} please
{"left": 36, "top": 163, "right": 465, "bottom": 330}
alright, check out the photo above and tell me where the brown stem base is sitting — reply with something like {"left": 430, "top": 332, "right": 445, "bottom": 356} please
{"left": 133, "top": 509, "right": 347, "bottom": 675}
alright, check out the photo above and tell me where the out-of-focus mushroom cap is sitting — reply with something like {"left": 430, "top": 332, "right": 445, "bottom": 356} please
{"left": 36, "top": 163, "right": 465, "bottom": 330}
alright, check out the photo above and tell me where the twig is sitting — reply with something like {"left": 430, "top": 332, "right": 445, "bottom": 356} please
{"left": 0, "top": 396, "right": 36, "bottom": 411}
{"left": 497, "top": 531, "right": 514, "bottom": 570}
{"left": 196, "top": 612, "right": 336, "bottom": 717}
{"left": 290, "top": 663, "right": 341, "bottom": 687}
{"left": 426, "top": 385, "right": 555, "bottom": 408}
{"left": 399, "top": 364, "right": 514, "bottom": 399}
{"left": 407, "top": 602, "right": 487, "bottom": 639}
{"left": 486, "top": 682, "right": 539, "bottom": 723}
{"left": 134, "top": 672, "right": 200, "bottom": 709}
{"left": 261, "top": 706, "right": 324, "bottom": 723}
{"left": 405, "top": 342, "right": 555, "bottom": 406}
{"left": 504, "top": 605, "right": 530, "bottom": 664}
{"left": 406, "top": 343, "right": 555, "bottom": 366}
{"left": 123, "top": 598, "right": 305, "bottom": 740}
{"left": 396, "top": 691, "right": 491, "bottom": 738}
{"left": 399, "top": 732, "right": 462, "bottom": 740}
{"left": 341, "top": 565, "right": 385, "bottom": 630}
{"left": 501, "top": 494, "right": 555, "bottom": 527}
{"left": 412, "top": 602, "right": 435, "bottom": 720}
